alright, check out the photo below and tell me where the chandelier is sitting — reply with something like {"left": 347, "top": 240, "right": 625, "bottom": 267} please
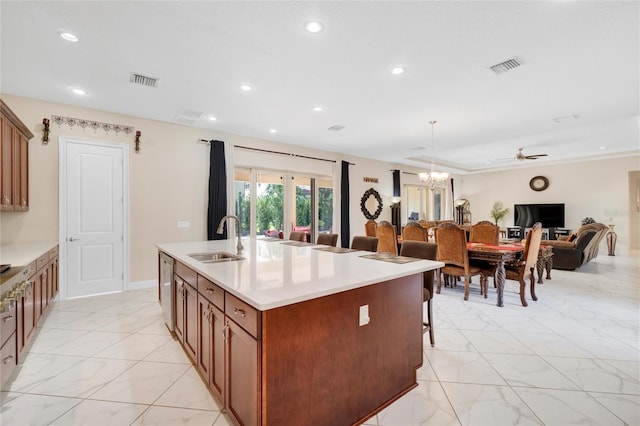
{"left": 418, "top": 120, "right": 449, "bottom": 188}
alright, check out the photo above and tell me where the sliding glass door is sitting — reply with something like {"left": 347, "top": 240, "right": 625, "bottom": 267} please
{"left": 234, "top": 168, "right": 333, "bottom": 241}
{"left": 403, "top": 184, "right": 444, "bottom": 221}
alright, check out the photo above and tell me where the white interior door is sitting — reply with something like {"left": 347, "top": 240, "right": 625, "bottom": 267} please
{"left": 63, "top": 139, "right": 126, "bottom": 298}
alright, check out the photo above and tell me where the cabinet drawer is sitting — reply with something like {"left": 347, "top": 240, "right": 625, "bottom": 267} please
{"left": 0, "top": 301, "right": 17, "bottom": 347}
{"left": 49, "top": 245, "right": 59, "bottom": 260}
{"left": 197, "top": 275, "right": 224, "bottom": 309}
{"left": 36, "top": 254, "right": 49, "bottom": 271}
{"left": 225, "top": 293, "right": 260, "bottom": 339}
{"left": 1, "top": 332, "right": 17, "bottom": 387}
{"left": 24, "top": 261, "right": 37, "bottom": 279}
{"left": 175, "top": 261, "right": 197, "bottom": 288}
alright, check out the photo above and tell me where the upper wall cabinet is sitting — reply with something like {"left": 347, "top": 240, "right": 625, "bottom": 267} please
{"left": 1, "top": 99, "right": 33, "bottom": 211}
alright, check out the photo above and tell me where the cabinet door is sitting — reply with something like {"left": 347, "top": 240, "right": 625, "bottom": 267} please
{"left": 226, "top": 319, "right": 260, "bottom": 426}
{"left": 1, "top": 116, "right": 13, "bottom": 210}
{"left": 51, "top": 257, "right": 59, "bottom": 298}
{"left": 210, "top": 305, "right": 225, "bottom": 405}
{"left": 34, "top": 269, "right": 45, "bottom": 324}
{"left": 183, "top": 282, "right": 197, "bottom": 362}
{"left": 174, "top": 277, "right": 185, "bottom": 343}
{"left": 23, "top": 281, "right": 35, "bottom": 345}
{"left": 16, "top": 133, "right": 28, "bottom": 210}
{"left": 197, "top": 294, "right": 212, "bottom": 381}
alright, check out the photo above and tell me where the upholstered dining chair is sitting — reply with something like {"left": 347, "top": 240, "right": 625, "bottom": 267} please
{"left": 402, "top": 221, "right": 427, "bottom": 242}
{"left": 316, "top": 233, "right": 338, "bottom": 247}
{"left": 469, "top": 221, "right": 500, "bottom": 245}
{"left": 399, "top": 241, "right": 438, "bottom": 347}
{"left": 351, "top": 236, "right": 378, "bottom": 252}
{"left": 365, "top": 219, "right": 378, "bottom": 237}
{"left": 500, "top": 222, "right": 543, "bottom": 307}
{"left": 376, "top": 220, "right": 398, "bottom": 255}
{"left": 289, "top": 231, "right": 307, "bottom": 242}
{"left": 435, "top": 222, "right": 486, "bottom": 300}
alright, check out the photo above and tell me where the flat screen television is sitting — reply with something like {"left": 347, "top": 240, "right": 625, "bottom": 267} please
{"left": 514, "top": 203, "right": 565, "bottom": 228}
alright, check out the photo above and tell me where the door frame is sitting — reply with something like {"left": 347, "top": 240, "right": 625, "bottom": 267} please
{"left": 58, "top": 136, "right": 130, "bottom": 300}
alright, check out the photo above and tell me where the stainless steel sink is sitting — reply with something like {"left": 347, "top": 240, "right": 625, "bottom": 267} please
{"left": 188, "top": 251, "right": 245, "bottom": 263}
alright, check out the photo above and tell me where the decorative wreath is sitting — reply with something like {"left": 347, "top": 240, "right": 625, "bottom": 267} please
{"left": 360, "top": 188, "right": 383, "bottom": 220}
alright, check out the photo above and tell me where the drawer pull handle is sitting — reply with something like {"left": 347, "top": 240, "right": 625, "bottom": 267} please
{"left": 205, "top": 288, "right": 215, "bottom": 294}
{"left": 233, "top": 308, "right": 246, "bottom": 318}
{"left": 3, "top": 355, "right": 14, "bottom": 364}
{"left": 2, "top": 314, "right": 14, "bottom": 322}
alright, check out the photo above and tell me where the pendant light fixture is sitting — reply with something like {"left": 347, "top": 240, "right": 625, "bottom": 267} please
{"left": 418, "top": 120, "right": 449, "bottom": 188}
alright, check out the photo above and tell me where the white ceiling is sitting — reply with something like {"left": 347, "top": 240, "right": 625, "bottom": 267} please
{"left": 1, "top": 1, "right": 638, "bottom": 173}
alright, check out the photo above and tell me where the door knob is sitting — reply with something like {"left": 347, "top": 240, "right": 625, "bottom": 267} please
{"left": 68, "top": 237, "right": 79, "bottom": 242}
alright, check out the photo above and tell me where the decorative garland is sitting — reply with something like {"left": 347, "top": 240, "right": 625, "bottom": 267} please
{"left": 51, "top": 115, "right": 134, "bottom": 136}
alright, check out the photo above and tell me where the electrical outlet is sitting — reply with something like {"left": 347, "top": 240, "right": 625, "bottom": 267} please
{"left": 359, "top": 305, "right": 370, "bottom": 326}
{"left": 177, "top": 221, "right": 190, "bottom": 228}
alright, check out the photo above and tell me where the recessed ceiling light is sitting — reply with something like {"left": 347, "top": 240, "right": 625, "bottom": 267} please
{"left": 305, "top": 21, "right": 323, "bottom": 33}
{"left": 269, "top": 129, "right": 277, "bottom": 133}
{"left": 599, "top": 146, "right": 606, "bottom": 150}
{"left": 71, "top": 88, "right": 88, "bottom": 95}
{"left": 312, "top": 106, "right": 323, "bottom": 112}
{"left": 208, "top": 116, "right": 217, "bottom": 122}
{"left": 240, "top": 84, "right": 252, "bottom": 91}
{"left": 391, "top": 66, "right": 405, "bottom": 75}
{"left": 59, "top": 31, "right": 78, "bottom": 42}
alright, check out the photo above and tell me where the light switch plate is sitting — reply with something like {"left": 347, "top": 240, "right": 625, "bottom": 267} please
{"left": 359, "top": 305, "right": 370, "bottom": 326}
{"left": 177, "top": 221, "right": 190, "bottom": 228}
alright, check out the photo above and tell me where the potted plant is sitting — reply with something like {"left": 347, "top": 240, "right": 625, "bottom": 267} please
{"left": 490, "top": 201, "right": 510, "bottom": 226}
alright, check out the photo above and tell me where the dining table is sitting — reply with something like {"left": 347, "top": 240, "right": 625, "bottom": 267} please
{"left": 466, "top": 242, "right": 524, "bottom": 307}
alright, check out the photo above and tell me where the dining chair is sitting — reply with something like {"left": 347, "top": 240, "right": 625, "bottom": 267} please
{"left": 376, "top": 220, "right": 398, "bottom": 255}
{"left": 402, "top": 221, "right": 427, "bottom": 242}
{"left": 350, "top": 236, "right": 378, "bottom": 252}
{"left": 365, "top": 219, "right": 378, "bottom": 237}
{"left": 289, "top": 231, "right": 307, "bottom": 242}
{"left": 399, "top": 241, "right": 438, "bottom": 347}
{"left": 316, "top": 233, "right": 338, "bottom": 247}
{"left": 435, "top": 222, "right": 486, "bottom": 300}
{"left": 501, "top": 222, "right": 543, "bottom": 307}
{"left": 469, "top": 221, "right": 500, "bottom": 244}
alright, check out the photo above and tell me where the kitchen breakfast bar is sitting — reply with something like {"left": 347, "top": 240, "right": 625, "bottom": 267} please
{"left": 157, "top": 238, "right": 443, "bottom": 426}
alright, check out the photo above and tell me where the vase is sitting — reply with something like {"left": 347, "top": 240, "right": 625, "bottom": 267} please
{"left": 606, "top": 224, "right": 617, "bottom": 256}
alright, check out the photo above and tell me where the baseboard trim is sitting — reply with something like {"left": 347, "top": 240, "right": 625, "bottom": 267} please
{"left": 128, "top": 279, "right": 156, "bottom": 291}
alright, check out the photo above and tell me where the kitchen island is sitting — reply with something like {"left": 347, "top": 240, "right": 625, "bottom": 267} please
{"left": 157, "top": 238, "right": 442, "bottom": 426}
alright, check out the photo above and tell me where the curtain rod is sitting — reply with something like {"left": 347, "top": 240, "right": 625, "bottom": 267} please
{"left": 199, "top": 140, "right": 355, "bottom": 165}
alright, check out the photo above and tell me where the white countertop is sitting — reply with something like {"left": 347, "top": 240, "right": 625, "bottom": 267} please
{"left": 157, "top": 238, "right": 443, "bottom": 310}
{"left": 0, "top": 242, "right": 58, "bottom": 267}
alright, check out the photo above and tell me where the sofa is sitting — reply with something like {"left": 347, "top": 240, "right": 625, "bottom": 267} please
{"left": 542, "top": 223, "right": 608, "bottom": 270}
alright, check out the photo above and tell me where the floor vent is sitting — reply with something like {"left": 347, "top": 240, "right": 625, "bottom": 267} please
{"left": 327, "top": 125, "right": 345, "bottom": 132}
{"left": 488, "top": 57, "right": 522, "bottom": 75}
{"left": 130, "top": 73, "right": 159, "bottom": 87}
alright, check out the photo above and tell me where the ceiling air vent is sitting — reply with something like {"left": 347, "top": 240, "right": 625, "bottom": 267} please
{"left": 327, "top": 125, "right": 345, "bottom": 132}
{"left": 173, "top": 108, "right": 203, "bottom": 126}
{"left": 130, "top": 72, "right": 159, "bottom": 88}
{"left": 488, "top": 57, "right": 522, "bottom": 75}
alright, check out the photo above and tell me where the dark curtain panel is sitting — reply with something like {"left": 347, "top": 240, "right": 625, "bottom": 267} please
{"left": 392, "top": 169, "right": 400, "bottom": 197}
{"left": 340, "top": 161, "right": 350, "bottom": 248}
{"left": 207, "top": 140, "right": 227, "bottom": 240}
{"left": 450, "top": 178, "right": 455, "bottom": 220}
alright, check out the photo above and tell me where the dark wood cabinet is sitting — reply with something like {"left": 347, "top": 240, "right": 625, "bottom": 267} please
{"left": 197, "top": 294, "right": 225, "bottom": 406}
{"left": 226, "top": 318, "right": 260, "bottom": 426}
{"left": 174, "top": 261, "right": 198, "bottom": 363}
{"left": 0, "top": 100, "right": 32, "bottom": 211}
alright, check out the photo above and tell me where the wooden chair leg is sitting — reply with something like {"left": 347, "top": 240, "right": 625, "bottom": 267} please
{"left": 529, "top": 268, "right": 538, "bottom": 302}
{"left": 518, "top": 277, "right": 528, "bottom": 307}
{"left": 463, "top": 276, "right": 470, "bottom": 301}
{"left": 436, "top": 270, "right": 442, "bottom": 294}
{"left": 424, "top": 299, "right": 434, "bottom": 347}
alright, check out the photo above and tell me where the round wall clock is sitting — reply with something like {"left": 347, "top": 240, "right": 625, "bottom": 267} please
{"left": 529, "top": 176, "right": 549, "bottom": 191}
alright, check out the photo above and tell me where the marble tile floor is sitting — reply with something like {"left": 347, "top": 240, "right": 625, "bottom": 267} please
{"left": 1, "top": 253, "right": 638, "bottom": 425}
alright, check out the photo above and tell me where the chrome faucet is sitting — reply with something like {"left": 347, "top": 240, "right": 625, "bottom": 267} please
{"left": 217, "top": 215, "right": 244, "bottom": 255}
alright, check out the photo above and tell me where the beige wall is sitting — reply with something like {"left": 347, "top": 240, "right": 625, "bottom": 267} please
{"left": 2, "top": 93, "right": 637, "bottom": 290}
{"left": 0, "top": 94, "right": 412, "bottom": 285}
{"left": 455, "top": 156, "right": 640, "bottom": 254}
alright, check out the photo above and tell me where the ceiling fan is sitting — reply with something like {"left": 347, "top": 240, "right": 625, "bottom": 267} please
{"left": 514, "top": 148, "right": 548, "bottom": 161}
